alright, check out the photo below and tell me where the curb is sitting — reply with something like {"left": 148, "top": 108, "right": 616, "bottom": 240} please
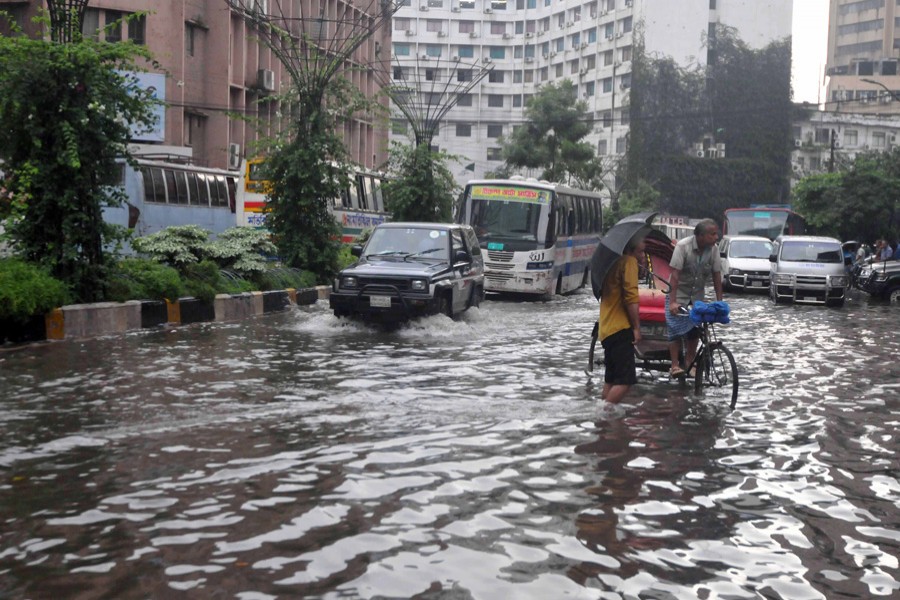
{"left": 4, "top": 285, "right": 332, "bottom": 344}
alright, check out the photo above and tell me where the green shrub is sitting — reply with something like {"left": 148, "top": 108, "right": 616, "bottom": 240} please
{"left": 132, "top": 225, "right": 210, "bottom": 268}
{"left": 205, "top": 227, "right": 278, "bottom": 276}
{"left": 337, "top": 243, "right": 360, "bottom": 271}
{"left": 250, "top": 267, "right": 316, "bottom": 291}
{"left": 107, "top": 258, "right": 185, "bottom": 302}
{"left": 0, "top": 259, "right": 70, "bottom": 322}
{"left": 181, "top": 260, "right": 227, "bottom": 303}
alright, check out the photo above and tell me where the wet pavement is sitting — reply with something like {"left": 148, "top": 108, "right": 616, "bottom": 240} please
{"left": 0, "top": 290, "right": 897, "bottom": 598}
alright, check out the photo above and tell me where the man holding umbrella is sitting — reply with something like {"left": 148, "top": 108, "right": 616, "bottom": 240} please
{"left": 666, "top": 219, "right": 724, "bottom": 378}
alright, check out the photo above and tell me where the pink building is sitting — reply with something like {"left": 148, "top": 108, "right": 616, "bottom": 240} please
{"left": 0, "top": 0, "right": 391, "bottom": 171}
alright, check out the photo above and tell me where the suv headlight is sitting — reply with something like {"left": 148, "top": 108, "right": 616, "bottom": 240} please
{"left": 410, "top": 278, "right": 428, "bottom": 291}
{"left": 773, "top": 273, "right": 792, "bottom": 284}
{"left": 729, "top": 268, "right": 743, "bottom": 276}
{"left": 526, "top": 261, "right": 554, "bottom": 270}
{"left": 341, "top": 276, "right": 358, "bottom": 289}
{"left": 830, "top": 275, "right": 848, "bottom": 287}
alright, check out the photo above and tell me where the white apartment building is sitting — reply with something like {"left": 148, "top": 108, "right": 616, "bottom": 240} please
{"left": 825, "top": 0, "right": 900, "bottom": 114}
{"left": 390, "top": 0, "right": 792, "bottom": 189}
{"left": 791, "top": 110, "right": 900, "bottom": 181}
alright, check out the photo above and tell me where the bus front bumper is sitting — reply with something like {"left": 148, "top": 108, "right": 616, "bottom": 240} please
{"left": 484, "top": 269, "right": 554, "bottom": 294}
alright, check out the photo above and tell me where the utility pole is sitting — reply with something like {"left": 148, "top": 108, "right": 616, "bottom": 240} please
{"left": 829, "top": 129, "right": 836, "bottom": 173}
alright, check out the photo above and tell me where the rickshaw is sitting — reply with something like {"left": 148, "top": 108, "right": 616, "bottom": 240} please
{"left": 587, "top": 227, "right": 739, "bottom": 408}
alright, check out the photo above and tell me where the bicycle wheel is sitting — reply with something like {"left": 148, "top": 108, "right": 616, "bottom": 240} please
{"left": 694, "top": 343, "right": 739, "bottom": 409}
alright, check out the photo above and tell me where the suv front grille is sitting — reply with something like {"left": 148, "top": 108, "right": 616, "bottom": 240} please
{"left": 359, "top": 277, "right": 411, "bottom": 291}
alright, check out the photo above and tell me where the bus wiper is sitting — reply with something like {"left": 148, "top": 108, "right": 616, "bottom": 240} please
{"left": 405, "top": 248, "right": 443, "bottom": 261}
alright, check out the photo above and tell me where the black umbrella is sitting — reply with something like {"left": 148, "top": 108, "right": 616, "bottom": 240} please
{"left": 590, "top": 211, "right": 658, "bottom": 299}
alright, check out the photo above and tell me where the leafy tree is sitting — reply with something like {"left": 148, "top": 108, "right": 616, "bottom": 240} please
{"left": 499, "top": 80, "right": 605, "bottom": 188}
{"left": 0, "top": 258, "right": 70, "bottom": 322}
{"left": 0, "top": 14, "right": 159, "bottom": 302}
{"left": 382, "top": 143, "right": 459, "bottom": 222}
{"left": 627, "top": 26, "right": 792, "bottom": 218}
{"left": 793, "top": 150, "right": 900, "bottom": 242}
{"left": 605, "top": 179, "right": 661, "bottom": 228}
{"left": 206, "top": 227, "right": 278, "bottom": 275}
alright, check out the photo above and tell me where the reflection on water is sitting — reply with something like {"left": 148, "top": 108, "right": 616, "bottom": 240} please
{"left": 0, "top": 292, "right": 897, "bottom": 598}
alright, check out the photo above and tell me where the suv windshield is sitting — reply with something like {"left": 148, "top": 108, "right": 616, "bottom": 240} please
{"left": 781, "top": 241, "right": 842, "bottom": 263}
{"left": 730, "top": 239, "right": 773, "bottom": 259}
{"left": 365, "top": 227, "right": 450, "bottom": 260}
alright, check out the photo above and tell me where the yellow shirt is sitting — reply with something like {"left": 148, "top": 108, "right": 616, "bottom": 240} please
{"left": 599, "top": 254, "right": 640, "bottom": 341}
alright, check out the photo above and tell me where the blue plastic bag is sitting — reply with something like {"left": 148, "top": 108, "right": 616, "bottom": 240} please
{"left": 690, "top": 300, "right": 730, "bottom": 324}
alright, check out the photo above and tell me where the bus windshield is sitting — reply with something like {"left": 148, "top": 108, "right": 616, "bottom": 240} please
{"left": 467, "top": 184, "right": 552, "bottom": 251}
{"left": 725, "top": 210, "right": 788, "bottom": 239}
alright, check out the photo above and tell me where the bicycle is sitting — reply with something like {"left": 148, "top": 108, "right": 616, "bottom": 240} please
{"left": 678, "top": 303, "right": 738, "bottom": 410}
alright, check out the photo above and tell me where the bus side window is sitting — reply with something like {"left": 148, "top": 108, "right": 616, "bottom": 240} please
{"left": 361, "top": 175, "right": 375, "bottom": 211}
{"left": 197, "top": 174, "right": 211, "bottom": 207}
{"left": 186, "top": 173, "right": 202, "bottom": 206}
{"left": 214, "top": 176, "right": 228, "bottom": 207}
{"left": 226, "top": 177, "right": 237, "bottom": 213}
{"left": 373, "top": 178, "right": 385, "bottom": 212}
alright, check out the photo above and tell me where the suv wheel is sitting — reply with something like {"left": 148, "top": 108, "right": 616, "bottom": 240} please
{"left": 888, "top": 285, "right": 900, "bottom": 304}
{"left": 438, "top": 293, "right": 454, "bottom": 318}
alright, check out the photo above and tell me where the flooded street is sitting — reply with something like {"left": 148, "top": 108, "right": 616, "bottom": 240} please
{"left": 1, "top": 291, "right": 898, "bottom": 599}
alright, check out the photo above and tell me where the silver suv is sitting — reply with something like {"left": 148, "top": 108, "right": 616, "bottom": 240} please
{"left": 769, "top": 235, "right": 849, "bottom": 307}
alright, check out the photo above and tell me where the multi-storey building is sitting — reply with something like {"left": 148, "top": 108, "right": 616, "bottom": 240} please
{"left": 390, "top": 0, "right": 791, "bottom": 189}
{"left": 0, "top": 0, "right": 390, "bottom": 171}
{"left": 825, "top": 0, "right": 900, "bottom": 113}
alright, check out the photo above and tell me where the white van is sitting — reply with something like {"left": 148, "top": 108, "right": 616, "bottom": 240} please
{"left": 719, "top": 235, "right": 774, "bottom": 292}
{"left": 769, "top": 235, "right": 850, "bottom": 307}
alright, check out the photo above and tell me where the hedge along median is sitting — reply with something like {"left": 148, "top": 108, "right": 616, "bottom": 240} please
{"left": 0, "top": 286, "right": 331, "bottom": 344}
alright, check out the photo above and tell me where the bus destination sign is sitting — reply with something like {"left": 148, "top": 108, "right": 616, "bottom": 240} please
{"left": 471, "top": 185, "right": 551, "bottom": 204}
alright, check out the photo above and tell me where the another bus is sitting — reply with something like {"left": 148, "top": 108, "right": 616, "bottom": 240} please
{"left": 723, "top": 207, "right": 807, "bottom": 240}
{"left": 236, "top": 158, "right": 391, "bottom": 242}
{"left": 456, "top": 177, "right": 604, "bottom": 296}
{"left": 652, "top": 216, "right": 697, "bottom": 244}
{"left": 106, "top": 157, "right": 238, "bottom": 239}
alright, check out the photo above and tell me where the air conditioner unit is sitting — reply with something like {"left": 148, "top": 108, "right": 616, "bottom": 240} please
{"left": 579, "top": 68, "right": 587, "bottom": 76}
{"left": 525, "top": 56, "right": 534, "bottom": 63}
{"left": 525, "top": 32, "right": 534, "bottom": 38}
{"left": 228, "top": 143, "right": 242, "bottom": 169}
{"left": 890, "top": 135, "right": 897, "bottom": 143}
{"left": 483, "top": 56, "right": 492, "bottom": 63}
{"left": 580, "top": 42, "right": 588, "bottom": 49}
{"left": 566, "top": 21, "right": 574, "bottom": 27}
{"left": 794, "top": 139, "right": 802, "bottom": 147}
{"left": 792, "top": 162, "right": 802, "bottom": 173}
{"left": 503, "top": 33, "right": 512, "bottom": 39}
{"left": 469, "top": 31, "right": 479, "bottom": 38}
{"left": 438, "top": 31, "right": 447, "bottom": 37}
{"left": 451, "top": 6, "right": 460, "bottom": 11}
{"left": 619, "top": 83, "right": 629, "bottom": 90}
{"left": 616, "top": 32, "right": 624, "bottom": 38}
{"left": 834, "top": 140, "right": 842, "bottom": 148}
{"left": 484, "top": 7, "right": 492, "bottom": 13}
{"left": 537, "top": 30, "right": 545, "bottom": 36}
{"left": 882, "top": 95, "right": 892, "bottom": 103}
{"left": 452, "top": 54, "right": 460, "bottom": 61}
{"left": 420, "top": 4, "right": 428, "bottom": 10}
{"left": 605, "top": 33, "right": 614, "bottom": 40}
{"left": 406, "top": 29, "right": 415, "bottom": 35}
{"left": 716, "top": 142, "right": 725, "bottom": 152}
{"left": 257, "top": 68, "right": 275, "bottom": 91}
{"left": 601, "top": 10, "right": 608, "bottom": 16}
{"left": 550, "top": 51, "right": 557, "bottom": 57}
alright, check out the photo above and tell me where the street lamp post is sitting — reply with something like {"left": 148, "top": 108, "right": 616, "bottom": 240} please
{"left": 860, "top": 78, "right": 900, "bottom": 102}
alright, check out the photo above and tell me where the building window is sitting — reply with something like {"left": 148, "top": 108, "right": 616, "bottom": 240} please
{"left": 585, "top": 81, "right": 595, "bottom": 97}
{"left": 488, "top": 70, "right": 505, "bottom": 83}
{"left": 488, "top": 95, "right": 504, "bottom": 107}
{"left": 82, "top": 8, "right": 100, "bottom": 39}
{"left": 105, "top": 10, "right": 123, "bottom": 43}
{"left": 710, "top": 0, "right": 716, "bottom": 8}
{"left": 598, "top": 139, "right": 607, "bottom": 155}
{"left": 487, "top": 147, "right": 503, "bottom": 160}
{"left": 185, "top": 23, "right": 197, "bottom": 56}
{"left": 130, "top": 14, "right": 146, "bottom": 45}
{"left": 490, "top": 47, "right": 506, "bottom": 59}
{"left": 425, "top": 68, "right": 436, "bottom": 81}
{"left": 392, "top": 120, "right": 408, "bottom": 134}
{"left": 458, "top": 45, "right": 475, "bottom": 58}
{"left": 456, "top": 123, "right": 472, "bottom": 137}
{"left": 487, "top": 124, "right": 503, "bottom": 138}
{"left": 427, "top": 20, "right": 442, "bottom": 32}
{"left": 426, "top": 45, "right": 442, "bottom": 57}
{"left": 457, "top": 69, "right": 472, "bottom": 82}
{"left": 602, "top": 111, "right": 612, "bottom": 127}
{"left": 844, "top": 130, "right": 858, "bottom": 146}
{"left": 603, "top": 77, "right": 612, "bottom": 93}
{"left": 459, "top": 20, "right": 475, "bottom": 33}
{"left": 616, "top": 137, "right": 627, "bottom": 153}
{"left": 393, "top": 67, "right": 404, "bottom": 80}
{"left": 603, "top": 50, "right": 613, "bottom": 66}
{"left": 872, "top": 131, "right": 886, "bottom": 148}
{"left": 457, "top": 93, "right": 473, "bottom": 106}
{"left": 395, "top": 18, "right": 410, "bottom": 30}
{"left": 394, "top": 44, "right": 411, "bottom": 56}
{"left": 514, "top": 71, "right": 523, "bottom": 83}
{"left": 513, "top": 95, "right": 523, "bottom": 107}
{"left": 524, "top": 70, "right": 534, "bottom": 82}
{"left": 491, "top": 22, "right": 506, "bottom": 35}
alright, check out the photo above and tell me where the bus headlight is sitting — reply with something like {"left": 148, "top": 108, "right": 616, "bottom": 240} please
{"left": 773, "top": 273, "right": 792, "bottom": 284}
{"left": 526, "top": 261, "right": 554, "bottom": 270}
{"left": 341, "top": 276, "right": 358, "bottom": 289}
{"left": 410, "top": 278, "right": 427, "bottom": 291}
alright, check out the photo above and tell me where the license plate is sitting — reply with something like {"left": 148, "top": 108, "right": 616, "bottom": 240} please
{"left": 370, "top": 295, "right": 391, "bottom": 308}
{"left": 803, "top": 296, "right": 817, "bottom": 302}
{"left": 752, "top": 281, "right": 763, "bottom": 287}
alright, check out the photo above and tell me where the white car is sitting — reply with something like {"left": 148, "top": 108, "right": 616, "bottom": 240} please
{"left": 719, "top": 235, "right": 774, "bottom": 292}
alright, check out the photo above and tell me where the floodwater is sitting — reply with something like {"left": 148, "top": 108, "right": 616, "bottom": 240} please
{"left": 0, "top": 291, "right": 897, "bottom": 599}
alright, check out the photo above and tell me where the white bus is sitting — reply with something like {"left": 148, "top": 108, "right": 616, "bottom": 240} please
{"left": 236, "top": 158, "right": 391, "bottom": 242}
{"left": 456, "top": 178, "right": 604, "bottom": 295}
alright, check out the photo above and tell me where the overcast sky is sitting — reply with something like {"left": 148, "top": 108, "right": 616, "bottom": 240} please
{"left": 792, "top": 0, "right": 829, "bottom": 105}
